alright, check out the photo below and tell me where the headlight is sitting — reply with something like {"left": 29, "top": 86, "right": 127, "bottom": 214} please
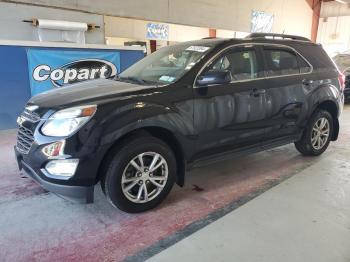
{"left": 41, "top": 105, "right": 97, "bottom": 137}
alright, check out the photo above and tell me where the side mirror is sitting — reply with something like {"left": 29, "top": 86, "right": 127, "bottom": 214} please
{"left": 196, "top": 70, "right": 232, "bottom": 87}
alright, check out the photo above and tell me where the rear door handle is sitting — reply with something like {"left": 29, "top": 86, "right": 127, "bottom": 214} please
{"left": 302, "top": 79, "right": 313, "bottom": 86}
{"left": 250, "top": 88, "right": 266, "bottom": 97}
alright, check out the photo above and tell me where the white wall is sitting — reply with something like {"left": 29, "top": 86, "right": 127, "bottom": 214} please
{"left": 5, "top": 0, "right": 313, "bottom": 38}
{"left": 318, "top": 1, "right": 350, "bottom": 56}
{"left": 104, "top": 16, "right": 209, "bottom": 42}
{"left": 168, "top": 0, "right": 313, "bottom": 37}
{"left": 317, "top": 16, "right": 350, "bottom": 56}
{"left": 169, "top": 24, "right": 209, "bottom": 42}
{"left": 104, "top": 16, "right": 147, "bottom": 42}
{"left": 216, "top": 30, "right": 250, "bottom": 39}
{"left": 0, "top": 2, "right": 104, "bottom": 44}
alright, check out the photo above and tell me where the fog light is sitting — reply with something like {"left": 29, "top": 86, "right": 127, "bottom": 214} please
{"left": 45, "top": 159, "right": 79, "bottom": 178}
{"left": 42, "top": 140, "right": 65, "bottom": 157}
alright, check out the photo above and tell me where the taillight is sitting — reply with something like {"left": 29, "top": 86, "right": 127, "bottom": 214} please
{"left": 339, "top": 72, "right": 346, "bottom": 90}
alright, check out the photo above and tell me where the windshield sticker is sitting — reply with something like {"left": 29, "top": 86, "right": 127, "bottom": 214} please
{"left": 159, "top": 75, "right": 176, "bottom": 82}
{"left": 186, "top": 46, "right": 210, "bottom": 53}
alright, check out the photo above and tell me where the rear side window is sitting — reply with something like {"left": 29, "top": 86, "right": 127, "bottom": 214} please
{"left": 264, "top": 48, "right": 299, "bottom": 76}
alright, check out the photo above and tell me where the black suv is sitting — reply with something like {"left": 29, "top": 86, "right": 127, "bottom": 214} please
{"left": 15, "top": 33, "right": 344, "bottom": 213}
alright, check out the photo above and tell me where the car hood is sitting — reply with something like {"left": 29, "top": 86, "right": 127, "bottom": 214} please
{"left": 28, "top": 79, "right": 156, "bottom": 108}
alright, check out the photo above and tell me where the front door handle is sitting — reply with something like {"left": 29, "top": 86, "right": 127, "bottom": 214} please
{"left": 302, "top": 79, "right": 313, "bottom": 86}
{"left": 250, "top": 88, "right": 266, "bottom": 97}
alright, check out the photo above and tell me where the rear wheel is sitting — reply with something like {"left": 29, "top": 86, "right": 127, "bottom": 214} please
{"left": 295, "top": 109, "right": 333, "bottom": 156}
{"left": 101, "top": 136, "right": 176, "bottom": 213}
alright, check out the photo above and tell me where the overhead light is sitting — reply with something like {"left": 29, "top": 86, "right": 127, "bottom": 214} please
{"left": 335, "top": 0, "right": 347, "bottom": 4}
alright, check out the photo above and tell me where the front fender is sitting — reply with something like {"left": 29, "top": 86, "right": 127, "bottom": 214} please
{"left": 93, "top": 99, "right": 195, "bottom": 158}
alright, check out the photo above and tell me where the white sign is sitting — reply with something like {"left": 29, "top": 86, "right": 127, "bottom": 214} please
{"left": 251, "top": 11, "right": 274, "bottom": 33}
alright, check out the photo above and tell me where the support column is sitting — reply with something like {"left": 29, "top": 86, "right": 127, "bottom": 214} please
{"left": 306, "top": 0, "right": 322, "bottom": 42}
{"left": 209, "top": 28, "right": 216, "bottom": 38}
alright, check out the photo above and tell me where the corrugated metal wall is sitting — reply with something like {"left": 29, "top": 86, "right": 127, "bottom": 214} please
{"left": 0, "top": 0, "right": 313, "bottom": 38}
{"left": 321, "top": 1, "right": 350, "bottom": 17}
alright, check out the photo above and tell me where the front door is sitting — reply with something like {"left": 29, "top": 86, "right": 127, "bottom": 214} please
{"left": 193, "top": 45, "right": 268, "bottom": 160}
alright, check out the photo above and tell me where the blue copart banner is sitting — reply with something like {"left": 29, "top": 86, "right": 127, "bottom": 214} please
{"left": 27, "top": 49, "right": 121, "bottom": 96}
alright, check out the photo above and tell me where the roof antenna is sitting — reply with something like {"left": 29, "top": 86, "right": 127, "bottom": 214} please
{"left": 282, "top": 29, "right": 285, "bottom": 35}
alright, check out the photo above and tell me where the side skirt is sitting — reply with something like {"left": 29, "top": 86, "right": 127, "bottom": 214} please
{"left": 187, "top": 135, "right": 300, "bottom": 170}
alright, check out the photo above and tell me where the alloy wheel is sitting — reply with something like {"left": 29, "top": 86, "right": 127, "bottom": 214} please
{"left": 311, "top": 117, "right": 330, "bottom": 150}
{"left": 121, "top": 152, "right": 168, "bottom": 203}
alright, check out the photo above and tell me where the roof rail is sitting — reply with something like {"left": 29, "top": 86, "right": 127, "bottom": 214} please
{"left": 246, "top": 33, "right": 311, "bottom": 42}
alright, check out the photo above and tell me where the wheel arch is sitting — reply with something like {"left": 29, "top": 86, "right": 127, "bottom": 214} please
{"left": 316, "top": 100, "right": 339, "bottom": 141}
{"left": 96, "top": 126, "right": 187, "bottom": 187}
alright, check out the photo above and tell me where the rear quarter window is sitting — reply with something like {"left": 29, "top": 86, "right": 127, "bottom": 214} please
{"left": 294, "top": 44, "right": 336, "bottom": 71}
{"left": 297, "top": 55, "right": 312, "bottom": 73}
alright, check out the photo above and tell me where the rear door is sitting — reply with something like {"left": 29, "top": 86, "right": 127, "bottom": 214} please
{"left": 260, "top": 45, "right": 313, "bottom": 145}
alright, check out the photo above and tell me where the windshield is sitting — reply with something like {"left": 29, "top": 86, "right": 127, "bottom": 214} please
{"left": 118, "top": 43, "right": 212, "bottom": 85}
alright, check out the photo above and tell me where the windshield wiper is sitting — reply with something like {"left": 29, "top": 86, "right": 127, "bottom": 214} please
{"left": 119, "top": 76, "right": 145, "bottom": 84}
{"left": 117, "top": 76, "right": 158, "bottom": 85}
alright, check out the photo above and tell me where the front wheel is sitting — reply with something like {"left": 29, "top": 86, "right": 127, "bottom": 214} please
{"left": 295, "top": 109, "right": 333, "bottom": 156}
{"left": 101, "top": 136, "right": 176, "bottom": 213}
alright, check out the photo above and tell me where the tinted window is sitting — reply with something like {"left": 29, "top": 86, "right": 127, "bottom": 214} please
{"left": 119, "top": 43, "right": 213, "bottom": 85}
{"left": 297, "top": 44, "right": 334, "bottom": 70}
{"left": 298, "top": 56, "right": 312, "bottom": 73}
{"left": 264, "top": 48, "right": 299, "bottom": 76}
{"left": 208, "top": 49, "right": 259, "bottom": 81}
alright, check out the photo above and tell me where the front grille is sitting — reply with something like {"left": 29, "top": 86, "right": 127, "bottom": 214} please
{"left": 21, "top": 109, "right": 40, "bottom": 123}
{"left": 16, "top": 126, "right": 34, "bottom": 154}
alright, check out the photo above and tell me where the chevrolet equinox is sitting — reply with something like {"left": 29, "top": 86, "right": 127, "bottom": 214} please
{"left": 15, "top": 33, "right": 345, "bottom": 213}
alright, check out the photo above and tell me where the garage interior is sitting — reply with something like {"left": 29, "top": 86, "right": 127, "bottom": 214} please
{"left": 0, "top": 0, "right": 350, "bottom": 261}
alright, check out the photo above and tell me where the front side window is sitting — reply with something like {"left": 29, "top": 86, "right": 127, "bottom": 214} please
{"left": 207, "top": 49, "right": 259, "bottom": 81}
{"left": 118, "top": 43, "right": 213, "bottom": 85}
{"left": 264, "top": 48, "right": 299, "bottom": 76}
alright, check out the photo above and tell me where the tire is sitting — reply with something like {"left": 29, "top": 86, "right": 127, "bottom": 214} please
{"left": 101, "top": 135, "right": 176, "bottom": 213}
{"left": 295, "top": 109, "right": 333, "bottom": 156}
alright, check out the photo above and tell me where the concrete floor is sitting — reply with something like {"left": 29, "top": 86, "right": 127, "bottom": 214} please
{"left": 149, "top": 144, "right": 350, "bottom": 262}
{"left": 0, "top": 105, "right": 349, "bottom": 261}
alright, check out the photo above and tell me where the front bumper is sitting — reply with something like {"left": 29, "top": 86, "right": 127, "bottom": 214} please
{"left": 14, "top": 146, "right": 94, "bottom": 203}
